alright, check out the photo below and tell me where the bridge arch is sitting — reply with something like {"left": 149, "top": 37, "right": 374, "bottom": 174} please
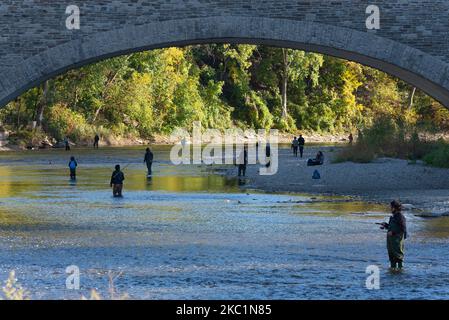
{"left": 1, "top": 16, "right": 449, "bottom": 107}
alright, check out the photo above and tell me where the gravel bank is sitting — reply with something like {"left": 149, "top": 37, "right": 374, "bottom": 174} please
{"left": 226, "top": 145, "right": 449, "bottom": 215}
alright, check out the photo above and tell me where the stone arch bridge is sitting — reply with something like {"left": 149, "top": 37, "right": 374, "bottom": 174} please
{"left": 1, "top": 1, "right": 449, "bottom": 107}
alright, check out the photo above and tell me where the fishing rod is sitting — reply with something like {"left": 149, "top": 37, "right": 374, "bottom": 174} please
{"left": 120, "top": 162, "right": 133, "bottom": 171}
{"left": 110, "top": 162, "right": 133, "bottom": 182}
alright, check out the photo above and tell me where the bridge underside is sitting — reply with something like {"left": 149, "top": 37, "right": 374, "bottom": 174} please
{"left": 1, "top": 17, "right": 449, "bottom": 107}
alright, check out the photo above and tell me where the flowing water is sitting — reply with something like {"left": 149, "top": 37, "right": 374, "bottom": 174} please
{"left": 1, "top": 146, "right": 449, "bottom": 300}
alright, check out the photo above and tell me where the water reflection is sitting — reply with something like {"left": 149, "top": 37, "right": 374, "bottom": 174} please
{"left": 0, "top": 146, "right": 449, "bottom": 299}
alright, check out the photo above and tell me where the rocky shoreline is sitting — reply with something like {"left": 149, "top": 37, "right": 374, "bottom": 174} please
{"left": 0, "top": 131, "right": 351, "bottom": 151}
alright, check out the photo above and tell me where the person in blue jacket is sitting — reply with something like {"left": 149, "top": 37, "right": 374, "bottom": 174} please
{"left": 68, "top": 156, "right": 78, "bottom": 180}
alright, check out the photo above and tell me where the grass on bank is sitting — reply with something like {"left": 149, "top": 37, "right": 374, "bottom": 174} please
{"left": 334, "top": 116, "right": 449, "bottom": 168}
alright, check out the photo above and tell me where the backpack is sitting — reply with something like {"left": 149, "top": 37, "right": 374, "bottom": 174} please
{"left": 312, "top": 170, "right": 321, "bottom": 180}
{"left": 69, "top": 161, "right": 77, "bottom": 170}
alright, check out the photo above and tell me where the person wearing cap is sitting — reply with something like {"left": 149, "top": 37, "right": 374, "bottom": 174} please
{"left": 110, "top": 164, "right": 125, "bottom": 197}
{"left": 380, "top": 200, "right": 407, "bottom": 270}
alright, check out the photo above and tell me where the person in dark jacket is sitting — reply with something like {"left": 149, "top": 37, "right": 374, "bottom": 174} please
{"left": 265, "top": 142, "right": 271, "bottom": 168}
{"left": 93, "top": 134, "right": 100, "bottom": 149}
{"left": 298, "top": 135, "right": 305, "bottom": 158}
{"left": 348, "top": 133, "right": 354, "bottom": 145}
{"left": 110, "top": 164, "right": 125, "bottom": 197}
{"left": 144, "top": 147, "right": 154, "bottom": 176}
{"left": 68, "top": 156, "right": 78, "bottom": 180}
{"left": 380, "top": 200, "right": 407, "bottom": 270}
{"left": 237, "top": 146, "right": 248, "bottom": 177}
{"left": 64, "top": 137, "right": 71, "bottom": 151}
{"left": 307, "top": 151, "right": 324, "bottom": 166}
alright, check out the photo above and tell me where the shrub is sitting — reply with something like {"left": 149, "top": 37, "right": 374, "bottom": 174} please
{"left": 335, "top": 115, "right": 448, "bottom": 167}
{"left": 333, "top": 143, "right": 375, "bottom": 163}
{"left": 423, "top": 140, "right": 449, "bottom": 168}
{"left": 7, "top": 128, "right": 47, "bottom": 148}
{"left": 45, "top": 103, "right": 88, "bottom": 141}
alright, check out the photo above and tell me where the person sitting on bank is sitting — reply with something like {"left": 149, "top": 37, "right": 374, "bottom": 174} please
{"left": 110, "top": 164, "right": 125, "bottom": 197}
{"left": 379, "top": 200, "right": 407, "bottom": 270}
{"left": 307, "top": 151, "right": 324, "bottom": 166}
{"left": 68, "top": 156, "right": 78, "bottom": 180}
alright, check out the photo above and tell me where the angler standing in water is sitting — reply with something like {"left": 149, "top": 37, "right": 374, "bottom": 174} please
{"left": 93, "top": 134, "right": 100, "bottom": 149}
{"left": 110, "top": 164, "right": 125, "bottom": 197}
{"left": 64, "top": 137, "right": 71, "bottom": 151}
{"left": 379, "top": 200, "right": 407, "bottom": 270}
{"left": 68, "top": 156, "right": 78, "bottom": 180}
{"left": 144, "top": 147, "right": 154, "bottom": 177}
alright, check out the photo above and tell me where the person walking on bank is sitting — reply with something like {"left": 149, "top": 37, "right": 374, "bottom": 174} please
{"left": 265, "top": 142, "right": 271, "bottom": 168}
{"left": 237, "top": 146, "right": 248, "bottom": 177}
{"left": 68, "top": 156, "right": 78, "bottom": 180}
{"left": 292, "top": 137, "right": 299, "bottom": 157}
{"left": 93, "top": 134, "right": 100, "bottom": 149}
{"left": 379, "top": 200, "right": 407, "bottom": 270}
{"left": 298, "top": 135, "right": 305, "bottom": 158}
{"left": 110, "top": 164, "right": 125, "bottom": 197}
{"left": 144, "top": 147, "right": 154, "bottom": 177}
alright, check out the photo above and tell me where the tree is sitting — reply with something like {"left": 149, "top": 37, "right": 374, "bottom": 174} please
{"left": 35, "top": 80, "right": 49, "bottom": 128}
{"left": 279, "top": 49, "right": 323, "bottom": 120}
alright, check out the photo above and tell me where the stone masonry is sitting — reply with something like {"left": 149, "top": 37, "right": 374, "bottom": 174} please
{"left": 0, "top": 0, "right": 449, "bottom": 107}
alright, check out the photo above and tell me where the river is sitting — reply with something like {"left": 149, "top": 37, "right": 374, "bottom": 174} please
{"left": 0, "top": 146, "right": 449, "bottom": 299}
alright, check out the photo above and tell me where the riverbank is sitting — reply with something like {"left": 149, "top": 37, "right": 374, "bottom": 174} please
{"left": 226, "top": 145, "right": 449, "bottom": 216}
{"left": 0, "top": 131, "right": 350, "bottom": 151}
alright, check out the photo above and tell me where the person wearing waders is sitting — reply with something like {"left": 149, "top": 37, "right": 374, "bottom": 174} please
{"left": 298, "top": 135, "right": 305, "bottom": 158}
{"left": 93, "top": 134, "right": 100, "bottom": 149}
{"left": 68, "top": 156, "right": 78, "bottom": 180}
{"left": 64, "top": 137, "right": 71, "bottom": 151}
{"left": 144, "top": 147, "right": 154, "bottom": 177}
{"left": 110, "top": 164, "right": 125, "bottom": 197}
{"left": 379, "top": 200, "right": 407, "bottom": 270}
{"left": 291, "top": 137, "right": 299, "bottom": 157}
{"left": 237, "top": 146, "right": 248, "bottom": 177}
